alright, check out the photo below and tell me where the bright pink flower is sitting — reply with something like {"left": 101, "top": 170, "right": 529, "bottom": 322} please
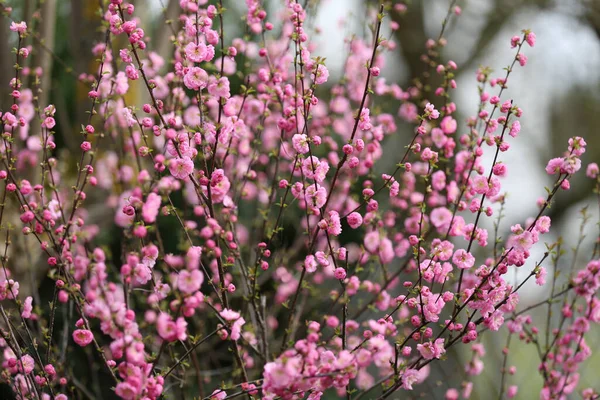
{"left": 115, "top": 381, "right": 140, "bottom": 399}
{"left": 43, "top": 116, "right": 56, "bottom": 129}
{"left": 72, "top": 329, "right": 94, "bottom": 346}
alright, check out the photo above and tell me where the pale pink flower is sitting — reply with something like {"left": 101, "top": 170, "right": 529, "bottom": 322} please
{"left": 185, "top": 42, "right": 208, "bottom": 62}
{"left": 208, "top": 77, "right": 231, "bottom": 99}
{"left": 425, "top": 103, "right": 439, "bottom": 119}
{"left": 292, "top": 134, "right": 309, "bottom": 154}
{"left": 430, "top": 207, "right": 453, "bottom": 232}
{"left": 364, "top": 231, "right": 380, "bottom": 253}
{"left": 9, "top": 21, "right": 27, "bottom": 34}
{"left": 452, "top": 249, "right": 475, "bottom": 269}
{"left": 440, "top": 116, "right": 457, "bottom": 134}
{"left": 169, "top": 156, "right": 194, "bottom": 179}
{"left": 326, "top": 211, "right": 342, "bottom": 236}
{"left": 157, "top": 313, "right": 187, "bottom": 342}
{"left": 177, "top": 269, "right": 203, "bottom": 294}
{"left": 402, "top": 368, "right": 420, "bottom": 390}
{"left": 210, "top": 389, "right": 226, "bottom": 400}
{"left": 21, "top": 296, "right": 33, "bottom": 319}
{"left": 142, "top": 192, "right": 161, "bottom": 223}
{"left": 586, "top": 163, "right": 599, "bottom": 179}
{"left": 183, "top": 67, "right": 208, "bottom": 90}
{"left": 535, "top": 267, "right": 547, "bottom": 286}
{"left": 313, "top": 64, "right": 329, "bottom": 84}
{"left": 305, "top": 255, "right": 318, "bottom": 273}
{"left": 220, "top": 309, "right": 241, "bottom": 321}
{"left": 358, "top": 108, "right": 372, "bottom": 131}
{"left": 534, "top": 216, "right": 551, "bottom": 234}
{"left": 230, "top": 317, "right": 245, "bottom": 341}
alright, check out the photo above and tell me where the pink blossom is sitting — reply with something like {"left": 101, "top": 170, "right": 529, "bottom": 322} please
{"left": 208, "top": 77, "right": 231, "bottom": 99}
{"left": 314, "top": 64, "right": 329, "bottom": 84}
{"left": 417, "top": 338, "right": 446, "bottom": 360}
{"left": 326, "top": 211, "right": 342, "bottom": 236}
{"left": 169, "top": 156, "right": 194, "bottom": 179}
{"left": 183, "top": 67, "right": 209, "bottom": 90}
{"left": 72, "top": 329, "right": 94, "bottom": 346}
{"left": 142, "top": 192, "right": 161, "bottom": 223}
{"left": 452, "top": 249, "right": 475, "bottom": 269}
{"left": 545, "top": 157, "right": 563, "bottom": 175}
{"left": 177, "top": 269, "right": 203, "bottom": 294}
{"left": 525, "top": 32, "right": 536, "bottom": 47}
{"left": 334, "top": 267, "right": 346, "bottom": 280}
{"left": 430, "top": 207, "right": 453, "bottom": 233}
{"left": 292, "top": 134, "right": 309, "bottom": 154}
{"left": 18, "top": 355, "right": 35, "bottom": 374}
{"left": 210, "top": 389, "right": 226, "bottom": 400}
{"left": 347, "top": 212, "right": 363, "bottom": 229}
{"left": 185, "top": 42, "right": 208, "bottom": 62}
{"left": 358, "top": 108, "right": 372, "bottom": 130}
{"left": 305, "top": 254, "right": 318, "bottom": 273}
{"left": 535, "top": 266, "right": 547, "bottom": 286}
{"left": 440, "top": 116, "right": 457, "bottom": 134}
{"left": 21, "top": 296, "right": 33, "bottom": 319}
{"left": 587, "top": 163, "right": 599, "bottom": 179}
{"left": 402, "top": 368, "right": 420, "bottom": 390}
{"left": 425, "top": 103, "right": 439, "bottom": 119}
{"left": 9, "top": 21, "right": 27, "bottom": 34}
{"left": 157, "top": 313, "right": 187, "bottom": 342}
{"left": 220, "top": 309, "right": 241, "bottom": 321}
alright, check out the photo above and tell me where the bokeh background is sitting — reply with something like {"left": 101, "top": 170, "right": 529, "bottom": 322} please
{"left": 0, "top": 0, "right": 599, "bottom": 398}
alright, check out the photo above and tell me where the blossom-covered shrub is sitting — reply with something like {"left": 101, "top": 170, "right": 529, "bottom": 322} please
{"left": 0, "top": 1, "right": 598, "bottom": 399}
